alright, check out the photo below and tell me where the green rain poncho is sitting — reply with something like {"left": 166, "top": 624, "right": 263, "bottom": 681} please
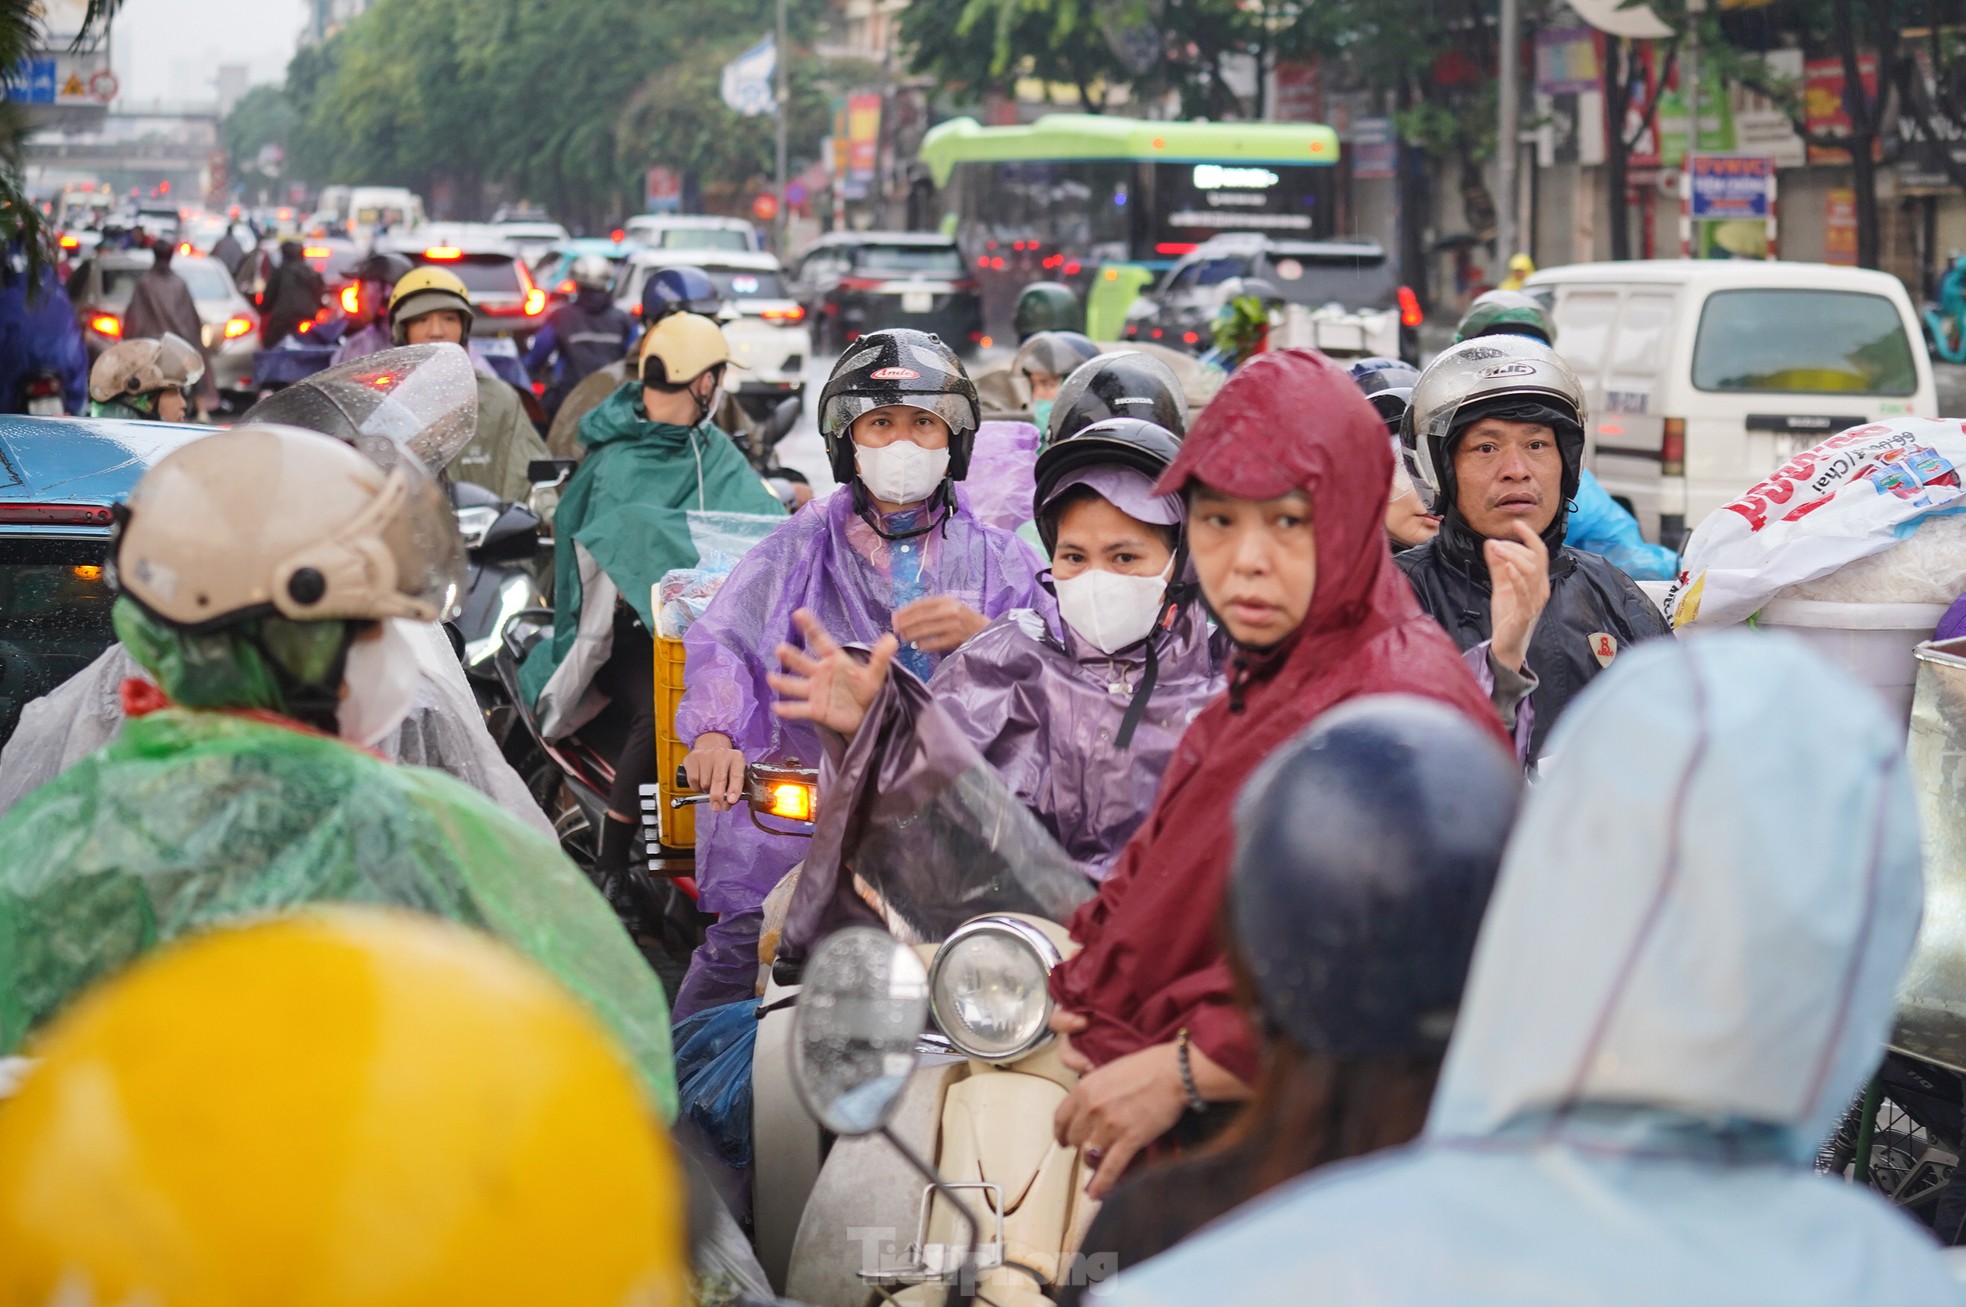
{"left": 520, "top": 381, "right": 784, "bottom": 737}
{"left": 0, "top": 707, "right": 679, "bottom": 1118}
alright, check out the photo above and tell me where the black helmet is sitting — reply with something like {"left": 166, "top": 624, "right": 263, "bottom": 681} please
{"left": 1032, "top": 417, "right": 1182, "bottom": 553}
{"left": 818, "top": 328, "right": 981, "bottom": 484}
{"left": 351, "top": 251, "right": 414, "bottom": 288}
{"left": 1349, "top": 357, "right": 1421, "bottom": 435}
{"left": 1230, "top": 695, "right": 1520, "bottom": 1057}
{"left": 641, "top": 265, "right": 720, "bottom": 324}
{"left": 1014, "top": 281, "right": 1083, "bottom": 339}
{"left": 1045, "top": 350, "right": 1186, "bottom": 449}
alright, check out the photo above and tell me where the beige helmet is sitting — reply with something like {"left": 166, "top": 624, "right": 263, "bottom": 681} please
{"left": 638, "top": 311, "right": 738, "bottom": 386}
{"left": 89, "top": 333, "right": 205, "bottom": 404}
{"left": 115, "top": 424, "right": 465, "bottom": 629}
{"left": 388, "top": 266, "right": 476, "bottom": 346}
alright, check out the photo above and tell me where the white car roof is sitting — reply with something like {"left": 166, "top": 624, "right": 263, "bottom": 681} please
{"left": 625, "top": 248, "right": 783, "bottom": 273}
{"left": 1527, "top": 259, "right": 1911, "bottom": 297}
{"left": 626, "top": 214, "right": 755, "bottom": 231}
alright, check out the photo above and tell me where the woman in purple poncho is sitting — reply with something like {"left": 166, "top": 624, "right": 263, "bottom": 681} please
{"left": 672, "top": 328, "right": 1047, "bottom": 1016}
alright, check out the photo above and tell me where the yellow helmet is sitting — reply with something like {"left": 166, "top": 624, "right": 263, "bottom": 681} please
{"left": 388, "top": 265, "right": 476, "bottom": 344}
{"left": 0, "top": 909, "right": 689, "bottom": 1307}
{"left": 638, "top": 310, "right": 738, "bottom": 386}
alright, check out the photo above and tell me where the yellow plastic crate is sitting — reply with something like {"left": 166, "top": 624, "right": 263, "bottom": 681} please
{"left": 654, "top": 632, "right": 694, "bottom": 850}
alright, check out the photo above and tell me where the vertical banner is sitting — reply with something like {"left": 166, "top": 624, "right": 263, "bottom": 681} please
{"left": 1805, "top": 55, "right": 1880, "bottom": 164}
{"left": 1350, "top": 117, "right": 1397, "bottom": 179}
{"left": 845, "top": 91, "right": 882, "bottom": 195}
{"left": 1825, "top": 188, "right": 1858, "bottom": 265}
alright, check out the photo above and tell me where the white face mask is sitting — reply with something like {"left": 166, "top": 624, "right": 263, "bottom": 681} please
{"left": 1054, "top": 564, "right": 1172, "bottom": 655}
{"left": 338, "top": 618, "right": 423, "bottom": 748}
{"left": 855, "top": 440, "right": 951, "bottom": 506}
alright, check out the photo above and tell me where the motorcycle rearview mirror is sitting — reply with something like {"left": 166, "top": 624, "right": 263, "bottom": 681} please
{"left": 764, "top": 395, "right": 802, "bottom": 443}
{"left": 792, "top": 926, "right": 928, "bottom": 1138}
{"left": 527, "top": 457, "right": 577, "bottom": 487}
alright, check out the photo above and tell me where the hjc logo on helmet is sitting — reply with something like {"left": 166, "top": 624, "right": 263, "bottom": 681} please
{"left": 1479, "top": 362, "right": 1538, "bottom": 380}
{"left": 870, "top": 367, "right": 921, "bottom": 381}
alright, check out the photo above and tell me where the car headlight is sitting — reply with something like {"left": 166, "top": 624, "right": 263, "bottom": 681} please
{"left": 928, "top": 916, "right": 1061, "bottom": 1063}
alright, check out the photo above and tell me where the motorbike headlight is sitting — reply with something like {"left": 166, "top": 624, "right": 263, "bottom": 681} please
{"left": 455, "top": 504, "right": 499, "bottom": 551}
{"left": 928, "top": 916, "right": 1062, "bottom": 1063}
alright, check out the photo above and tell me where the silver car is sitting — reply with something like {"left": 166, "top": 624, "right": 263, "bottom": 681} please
{"left": 69, "top": 251, "right": 261, "bottom": 408}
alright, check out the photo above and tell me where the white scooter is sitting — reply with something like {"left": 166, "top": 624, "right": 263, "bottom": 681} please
{"left": 754, "top": 911, "right": 1093, "bottom": 1305}
{"left": 778, "top": 925, "right": 1101, "bottom": 1307}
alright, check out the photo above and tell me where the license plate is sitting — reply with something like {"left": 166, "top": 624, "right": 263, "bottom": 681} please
{"left": 901, "top": 290, "right": 933, "bottom": 313}
{"left": 27, "top": 397, "right": 63, "bottom": 416}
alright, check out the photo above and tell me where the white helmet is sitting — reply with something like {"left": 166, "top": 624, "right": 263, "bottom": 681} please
{"left": 116, "top": 424, "right": 465, "bottom": 629}
{"left": 89, "top": 333, "right": 205, "bottom": 405}
{"left": 569, "top": 254, "right": 614, "bottom": 292}
{"left": 1401, "top": 334, "right": 1586, "bottom": 517}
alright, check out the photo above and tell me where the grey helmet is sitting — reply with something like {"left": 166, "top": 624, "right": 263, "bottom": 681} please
{"left": 1401, "top": 334, "right": 1586, "bottom": 518}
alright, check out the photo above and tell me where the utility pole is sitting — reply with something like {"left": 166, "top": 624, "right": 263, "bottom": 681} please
{"left": 1495, "top": 0, "right": 1521, "bottom": 274}
{"left": 774, "top": 0, "right": 789, "bottom": 258}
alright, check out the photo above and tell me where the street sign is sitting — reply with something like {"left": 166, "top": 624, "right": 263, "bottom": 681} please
{"left": 645, "top": 166, "right": 682, "bottom": 213}
{"left": 1688, "top": 154, "right": 1774, "bottom": 220}
{"left": 785, "top": 180, "right": 807, "bottom": 206}
{"left": 88, "top": 68, "right": 117, "bottom": 103}
{"left": 752, "top": 192, "right": 779, "bottom": 221}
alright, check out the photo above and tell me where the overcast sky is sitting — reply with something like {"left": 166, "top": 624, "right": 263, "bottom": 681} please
{"left": 109, "top": 0, "right": 309, "bottom": 104}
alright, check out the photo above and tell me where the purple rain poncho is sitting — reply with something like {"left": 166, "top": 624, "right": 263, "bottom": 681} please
{"left": 927, "top": 603, "right": 1225, "bottom": 877}
{"left": 672, "top": 483, "right": 1048, "bottom": 1016}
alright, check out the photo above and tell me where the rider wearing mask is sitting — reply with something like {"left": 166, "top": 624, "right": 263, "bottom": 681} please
{"left": 1011, "top": 330, "right": 1099, "bottom": 435}
{"left": 1106, "top": 633, "right": 1958, "bottom": 1306}
{"left": 1042, "top": 349, "right": 1520, "bottom": 1201}
{"left": 548, "top": 265, "right": 726, "bottom": 460}
{"left": 1398, "top": 334, "right": 1669, "bottom": 759}
{"left": 1060, "top": 696, "right": 1519, "bottom": 1302}
{"left": 671, "top": 328, "right": 1046, "bottom": 1017}
{"left": 0, "top": 910, "right": 690, "bottom": 1307}
{"left": 87, "top": 333, "right": 204, "bottom": 423}
{"left": 0, "top": 425, "right": 676, "bottom": 1109}
{"left": 329, "top": 250, "right": 414, "bottom": 365}
{"left": 1455, "top": 291, "right": 1679, "bottom": 581}
{"left": 522, "top": 313, "right": 785, "bottom": 919}
{"left": 772, "top": 415, "right": 1224, "bottom": 881}
{"left": 524, "top": 254, "right": 635, "bottom": 419}
{"left": 388, "top": 266, "right": 550, "bottom": 503}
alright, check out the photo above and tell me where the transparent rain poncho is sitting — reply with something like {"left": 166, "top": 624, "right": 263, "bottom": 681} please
{"left": 672, "top": 485, "right": 1047, "bottom": 1012}
{"left": 0, "top": 708, "right": 677, "bottom": 1116}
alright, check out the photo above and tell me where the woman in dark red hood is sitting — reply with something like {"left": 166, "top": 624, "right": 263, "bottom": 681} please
{"left": 1048, "top": 347, "right": 1511, "bottom": 1197}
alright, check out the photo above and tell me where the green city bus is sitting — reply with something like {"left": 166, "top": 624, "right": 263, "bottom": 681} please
{"left": 918, "top": 113, "right": 1342, "bottom": 338}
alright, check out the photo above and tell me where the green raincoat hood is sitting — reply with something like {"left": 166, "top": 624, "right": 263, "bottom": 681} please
{"left": 0, "top": 708, "right": 678, "bottom": 1116}
{"left": 520, "top": 382, "right": 785, "bottom": 710}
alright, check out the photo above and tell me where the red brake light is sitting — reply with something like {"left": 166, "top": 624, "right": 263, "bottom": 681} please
{"left": 302, "top": 246, "right": 330, "bottom": 259}
{"left": 423, "top": 246, "right": 464, "bottom": 261}
{"left": 1182, "top": 331, "right": 1199, "bottom": 345}
{"left": 1662, "top": 418, "right": 1687, "bottom": 477}
{"left": 223, "top": 315, "right": 253, "bottom": 340}
{"left": 557, "top": 279, "right": 576, "bottom": 294}
{"left": 1063, "top": 260, "right": 1081, "bottom": 276}
{"left": 58, "top": 234, "right": 78, "bottom": 250}
{"left": 1155, "top": 243, "right": 1198, "bottom": 256}
{"left": 609, "top": 228, "right": 625, "bottom": 242}
{"left": 839, "top": 275, "right": 884, "bottom": 292}
{"left": 296, "top": 319, "right": 314, "bottom": 334}
{"left": 340, "top": 284, "right": 361, "bottom": 314}
{"left": 990, "top": 256, "right": 1005, "bottom": 270}
{"left": 89, "top": 313, "right": 121, "bottom": 338}
{"left": 1397, "top": 285, "right": 1424, "bottom": 328}
{"left": 524, "top": 288, "right": 547, "bottom": 316}
{"left": 761, "top": 304, "right": 805, "bottom": 322}
{"left": 0, "top": 503, "right": 114, "bottom": 526}
{"left": 178, "top": 241, "right": 193, "bottom": 256}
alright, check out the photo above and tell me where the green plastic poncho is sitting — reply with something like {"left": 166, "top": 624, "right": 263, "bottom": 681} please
{"left": 520, "top": 381, "right": 784, "bottom": 735}
{"left": 0, "top": 707, "right": 679, "bottom": 1118}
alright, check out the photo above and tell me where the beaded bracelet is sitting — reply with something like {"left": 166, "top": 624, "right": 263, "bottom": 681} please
{"left": 1175, "top": 1026, "right": 1206, "bottom": 1113}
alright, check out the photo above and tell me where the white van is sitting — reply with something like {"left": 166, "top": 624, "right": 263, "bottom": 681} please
{"left": 1525, "top": 260, "right": 1936, "bottom": 546}
{"left": 344, "top": 186, "right": 427, "bottom": 243}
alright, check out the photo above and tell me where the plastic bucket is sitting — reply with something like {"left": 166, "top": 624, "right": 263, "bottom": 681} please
{"left": 1753, "top": 598, "right": 1950, "bottom": 726}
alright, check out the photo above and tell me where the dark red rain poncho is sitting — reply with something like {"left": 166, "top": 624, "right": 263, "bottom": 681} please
{"left": 1048, "top": 348, "right": 1509, "bottom": 1085}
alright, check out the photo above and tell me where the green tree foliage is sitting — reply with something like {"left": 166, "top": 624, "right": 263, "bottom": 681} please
{"left": 245, "top": 0, "right": 844, "bottom": 227}
{"left": 219, "top": 84, "right": 297, "bottom": 200}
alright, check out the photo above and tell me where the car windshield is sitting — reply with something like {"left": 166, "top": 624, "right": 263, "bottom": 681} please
{"left": 1166, "top": 256, "right": 1251, "bottom": 294}
{"left": 707, "top": 269, "right": 785, "bottom": 298}
{"left": 1693, "top": 289, "right": 1918, "bottom": 395}
{"left": 854, "top": 244, "right": 963, "bottom": 276}
{"left": 1265, "top": 251, "right": 1399, "bottom": 309}
{"left": 655, "top": 227, "right": 750, "bottom": 252}
{"left": 420, "top": 255, "right": 521, "bottom": 296}
{"left": 98, "top": 265, "right": 147, "bottom": 303}
{"left": 0, "top": 538, "right": 117, "bottom": 746}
